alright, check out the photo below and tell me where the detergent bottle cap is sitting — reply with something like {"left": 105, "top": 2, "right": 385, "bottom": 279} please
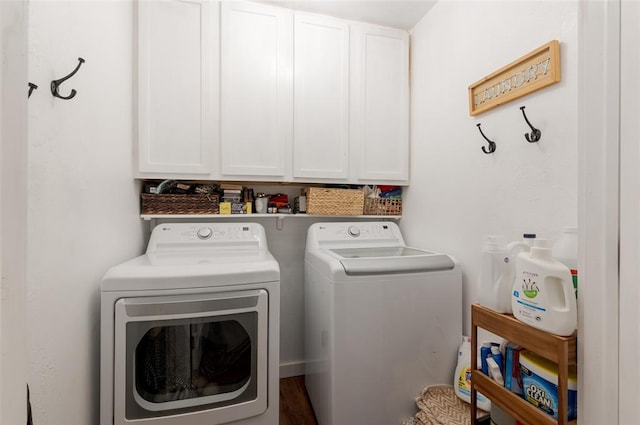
{"left": 531, "top": 239, "right": 553, "bottom": 259}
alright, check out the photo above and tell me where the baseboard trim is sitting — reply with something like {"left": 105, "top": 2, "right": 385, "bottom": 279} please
{"left": 280, "top": 361, "right": 305, "bottom": 378}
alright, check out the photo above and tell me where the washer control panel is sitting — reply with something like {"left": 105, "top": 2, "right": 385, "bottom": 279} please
{"left": 197, "top": 227, "right": 213, "bottom": 240}
{"left": 347, "top": 226, "right": 360, "bottom": 237}
{"left": 309, "top": 222, "right": 404, "bottom": 246}
{"left": 147, "top": 223, "right": 266, "bottom": 253}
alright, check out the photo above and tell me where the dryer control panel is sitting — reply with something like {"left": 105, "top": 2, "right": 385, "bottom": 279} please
{"left": 146, "top": 223, "right": 267, "bottom": 253}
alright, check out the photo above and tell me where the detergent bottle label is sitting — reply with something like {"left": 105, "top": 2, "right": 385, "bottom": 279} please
{"left": 514, "top": 270, "right": 546, "bottom": 310}
{"left": 457, "top": 366, "right": 472, "bottom": 397}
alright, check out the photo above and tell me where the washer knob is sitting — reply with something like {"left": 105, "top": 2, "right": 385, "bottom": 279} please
{"left": 197, "top": 227, "right": 213, "bottom": 240}
{"left": 347, "top": 226, "right": 360, "bottom": 237}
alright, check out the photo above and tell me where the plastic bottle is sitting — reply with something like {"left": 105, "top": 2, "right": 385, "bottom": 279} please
{"left": 522, "top": 233, "right": 536, "bottom": 247}
{"left": 511, "top": 239, "right": 577, "bottom": 336}
{"left": 552, "top": 226, "right": 578, "bottom": 298}
{"left": 490, "top": 345, "right": 504, "bottom": 376}
{"left": 478, "top": 235, "right": 529, "bottom": 314}
{"left": 491, "top": 404, "right": 516, "bottom": 425}
{"left": 454, "top": 336, "right": 491, "bottom": 411}
{"left": 486, "top": 357, "right": 504, "bottom": 386}
{"left": 480, "top": 341, "right": 491, "bottom": 375}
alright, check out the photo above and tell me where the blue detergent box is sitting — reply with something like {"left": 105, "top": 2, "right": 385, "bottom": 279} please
{"left": 519, "top": 351, "right": 577, "bottom": 421}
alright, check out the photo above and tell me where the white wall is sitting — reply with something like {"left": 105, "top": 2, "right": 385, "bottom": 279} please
{"left": 27, "top": 1, "right": 144, "bottom": 424}
{"left": 0, "top": 1, "right": 28, "bottom": 424}
{"left": 403, "top": 0, "right": 578, "bottom": 333}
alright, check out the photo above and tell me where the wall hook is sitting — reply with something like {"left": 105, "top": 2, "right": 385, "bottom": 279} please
{"left": 51, "top": 57, "right": 85, "bottom": 100}
{"left": 28, "top": 83, "right": 38, "bottom": 98}
{"left": 520, "top": 106, "right": 541, "bottom": 143}
{"left": 476, "top": 123, "right": 496, "bottom": 154}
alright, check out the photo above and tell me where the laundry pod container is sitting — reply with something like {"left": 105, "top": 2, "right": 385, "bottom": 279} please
{"left": 519, "top": 351, "right": 577, "bottom": 421}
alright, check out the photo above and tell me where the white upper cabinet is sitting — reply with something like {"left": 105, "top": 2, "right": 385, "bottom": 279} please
{"left": 134, "top": 1, "right": 409, "bottom": 184}
{"left": 220, "top": 1, "right": 293, "bottom": 179}
{"left": 136, "top": 0, "right": 218, "bottom": 176}
{"left": 293, "top": 13, "right": 350, "bottom": 180}
{"left": 351, "top": 24, "right": 409, "bottom": 183}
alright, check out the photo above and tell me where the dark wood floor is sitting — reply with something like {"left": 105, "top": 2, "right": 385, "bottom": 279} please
{"left": 279, "top": 376, "right": 318, "bottom": 425}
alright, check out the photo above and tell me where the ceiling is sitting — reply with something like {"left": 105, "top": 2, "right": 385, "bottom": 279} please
{"left": 258, "top": 1, "right": 437, "bottom": 30}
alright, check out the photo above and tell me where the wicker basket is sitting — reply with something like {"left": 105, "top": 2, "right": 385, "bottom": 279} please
{"left": 363, "top": 198, "right": 402, "bottom": 216}
{"left": 408, "top": 385, "right": 489, "bottom": 425}
{"left": 305, "top": 187, "right": 364, "bottom": 215}
{"left": 140, "top": 193, "right": 219, "bottom": 215}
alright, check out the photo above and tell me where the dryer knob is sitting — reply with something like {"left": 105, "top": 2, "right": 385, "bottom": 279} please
{"left": 197, "top": 227, "right": 213, "bottom": 240}
{"left": 347, "top": 226, "right": 360, "bottom": 237}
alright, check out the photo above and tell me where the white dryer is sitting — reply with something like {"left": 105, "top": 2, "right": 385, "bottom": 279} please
{"left": 100, "top": 223, "right": 279, "bottom": 425}
{"left": 304, "top": 222, "right": 462, "bottom": 425}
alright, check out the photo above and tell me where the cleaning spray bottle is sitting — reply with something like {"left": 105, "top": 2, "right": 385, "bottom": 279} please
{"left": 478, "top": 235, "right": 530, "bottom": 314}
{"left": 511, "top": 239, "right": 577, "bottom": 336}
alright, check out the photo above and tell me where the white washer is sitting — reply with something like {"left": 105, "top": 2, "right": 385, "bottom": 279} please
{"left": 100, "top": 223, "right": 279, "bottom": 425}
{"left": 304, "top": 222, "right": 462, "bottom": 425}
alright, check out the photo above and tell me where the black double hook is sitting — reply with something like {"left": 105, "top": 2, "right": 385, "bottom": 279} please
{"left": 520, "top": 106, "right": 541, "bottom": 143}
{"left": 477, "top": 123, "right": 496, "bottom": 154}
{"left": 51, "top": 57, "right": 85, "bottom": 100}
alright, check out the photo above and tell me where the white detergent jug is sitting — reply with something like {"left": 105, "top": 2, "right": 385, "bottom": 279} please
{"left": 478, "top": 236, "right": 529, "bottom": 314}
{"left": 511, "top": 239, "right": 577, "bottom": 336}
{"left": 454, "top": 336, "right": 491, "bottom": 412}
{"left": 552, "top": 226, "right": 578, "bottom": 298}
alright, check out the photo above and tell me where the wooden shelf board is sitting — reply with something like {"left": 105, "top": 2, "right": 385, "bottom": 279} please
{"left": 473, "top": 372, "right": 576, "bottom": 425}
{"left": 472, "top": 304, "right": 577, "bottom": 365}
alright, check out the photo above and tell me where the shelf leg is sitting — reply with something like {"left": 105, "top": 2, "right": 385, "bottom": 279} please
{"left": 276, "top": 216, "right": 284, "bottom": 230}
{"left": 471, "top": 310, "right": 478, "bottom": 424}
{"left": 558, "top": 341, "right": 569, "bottom": 425}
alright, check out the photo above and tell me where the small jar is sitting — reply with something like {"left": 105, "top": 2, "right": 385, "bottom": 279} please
{"left": 255, "top": 194, "right": 268, "bottom": 214}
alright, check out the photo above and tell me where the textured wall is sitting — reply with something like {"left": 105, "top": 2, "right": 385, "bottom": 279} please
{"left": 1, "top": 0, "right": 28, "bottom": 423}
{"left": 27, "top": 1, "right": 144, "bottom": 424}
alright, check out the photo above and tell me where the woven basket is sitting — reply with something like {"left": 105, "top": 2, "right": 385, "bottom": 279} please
{"left": 408, "top": 385, "right": 489, "bottom": 425}
{"left": 140, "top": 193, "right": 219, "bottom": 215}
{"left": 306, "top": 187, "right": 364, "bottom": 215}
{"left": 364, "top": 198, "right": 402, "bottom": 216}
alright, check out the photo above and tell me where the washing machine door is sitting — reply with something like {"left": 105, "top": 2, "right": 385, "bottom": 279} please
{"left": 112, "top": 289, "right": 268, "bottom": 425}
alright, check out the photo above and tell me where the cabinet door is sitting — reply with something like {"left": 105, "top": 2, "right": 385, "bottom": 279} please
{"left": 351, "top": 24, "right": 409, "bottom": 183}
{"left": 220, "top": 2, "right": 293, "bottom": 178}
{"left": 293, "top": 13, "right": 350, "bottom": 180}
{"left": 136, "top": 0, "right": 218, "bottom": 176}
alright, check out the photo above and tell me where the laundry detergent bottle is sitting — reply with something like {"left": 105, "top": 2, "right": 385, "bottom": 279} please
{"left": 454, "top": 336, "right": 491, "bottom": 411}
{"left": 478, "top": 235, "right": 529, "bottom": 314}
{"left": 511, "top": 239, "right": 577, "bottom": 336}
{"left": 552, "top": 226, "right": 578, "bottom": 298}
